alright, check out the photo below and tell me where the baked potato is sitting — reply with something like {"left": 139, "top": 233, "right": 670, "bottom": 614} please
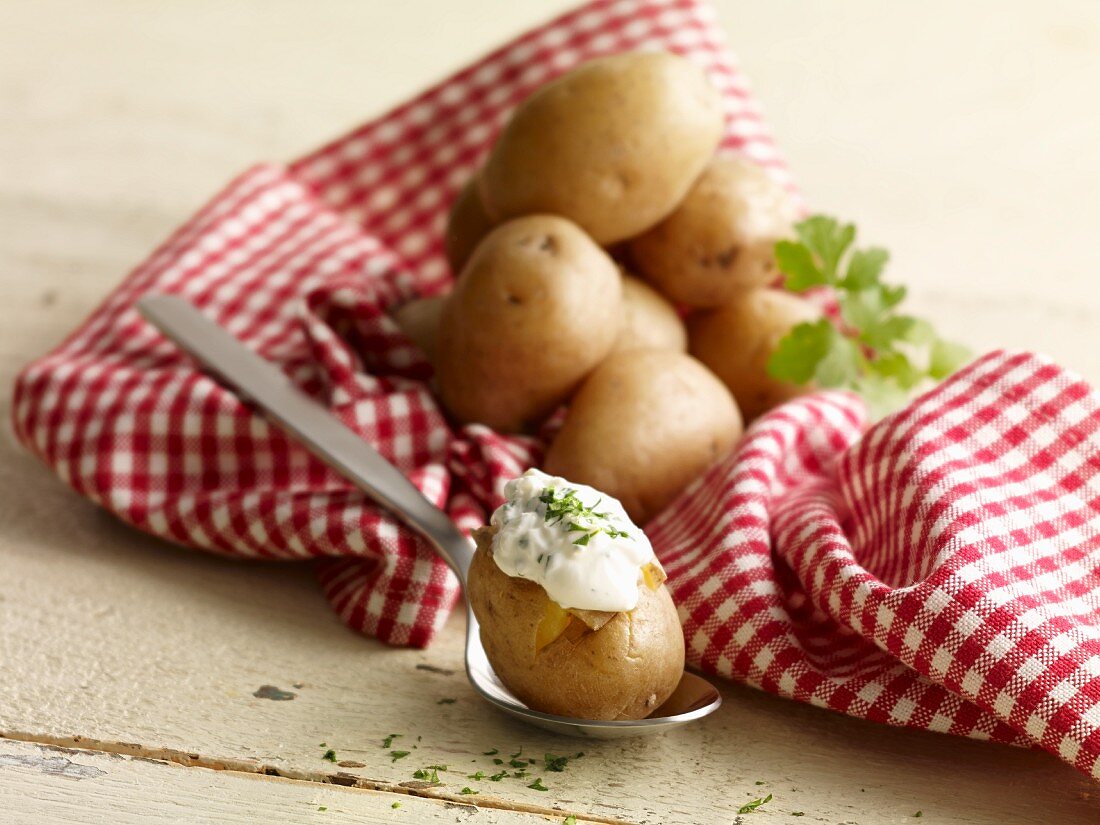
{"left": 468, "top": 525, "right": 684, "bottom": 720}
{"left": 392, "top": 294, "right": 448, "bottom": 363}
{"left": 613, "top": 274, "right": 687, "bottom": 354}
{"left": 628, "top": 156, "right": 799, "bottom": 307}
{"left": 688, "top": 288, "right": 821, "bottom": 421}
{"left": 444, "top": 174, "right": 495, "bottom": 275}
{"left": 434, "top": 215, "right": 621, "bottom": 432}
{"left": 480, "top": 51, "right": 724, "bottom": 245}
{"left": 544, "top": 349, "right": 742, "bottom": 523}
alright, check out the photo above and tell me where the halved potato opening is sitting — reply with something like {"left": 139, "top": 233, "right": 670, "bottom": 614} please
{"left": 534, "top": 562, "right": 668, "bottom": 652}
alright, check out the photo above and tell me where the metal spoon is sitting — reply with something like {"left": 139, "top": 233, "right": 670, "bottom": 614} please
{"left": 138, "top": 294, "right": 722, "bottom": 738}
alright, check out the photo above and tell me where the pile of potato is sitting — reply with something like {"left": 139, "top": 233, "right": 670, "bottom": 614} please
{"left": 394, "top": 51, "right": 821, "bottom": 524}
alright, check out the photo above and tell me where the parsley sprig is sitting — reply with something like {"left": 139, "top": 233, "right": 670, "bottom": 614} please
{"left": 768, "top": 215, "right": 971, "bottom": 418}
{"left": 539, "top": 487, "right": 629, "bottom": 546}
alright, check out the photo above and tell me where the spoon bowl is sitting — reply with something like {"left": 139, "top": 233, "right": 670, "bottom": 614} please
{"left": 139, "top": 294, "right": 723, "bottom": 738}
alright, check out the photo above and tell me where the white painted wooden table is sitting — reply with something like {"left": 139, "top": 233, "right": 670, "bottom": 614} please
{"left": 2, "top": 1, "right": 1099, "bottom": 822}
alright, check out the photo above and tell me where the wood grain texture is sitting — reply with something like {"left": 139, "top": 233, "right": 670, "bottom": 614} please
{"left": 0, "top": 739, "right": 589, "bottom": 824}
{"left": 1, "top": 1, "right": 1099, "bottom": 823}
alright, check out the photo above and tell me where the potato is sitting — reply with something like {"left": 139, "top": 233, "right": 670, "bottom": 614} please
{"left": 628, "top": 156, "right": 799, "bottom": 307}
{"left": 468, "top": 527, "right": 684, "bottom": 720}
{"left": 392, "top": 293, "right": 447, "bottom": 363}
{"left": 544, "top": 350, "right": 742, "bottom": 523}
{"left": 687, "top": 288, "right": 821, "bottom": 421}
{"left": 435, "top": 215, "right": 621, "bottom": 432}
{"left": 444, "top": 175, "right": 495, "bottom": 275}
{"left": 613, "top": 274, "right": 687, "bottom": 354}
{"left": 480, "top": 51, "right": 724, "bottom": 245}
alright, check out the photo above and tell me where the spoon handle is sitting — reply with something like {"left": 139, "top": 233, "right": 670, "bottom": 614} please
{"left": 137, "top": 294, "right": 475, "bottom": 582}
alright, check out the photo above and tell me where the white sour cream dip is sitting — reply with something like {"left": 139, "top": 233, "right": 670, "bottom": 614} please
{"left": 489, "top": 469, "right": 659, "bottom": 612}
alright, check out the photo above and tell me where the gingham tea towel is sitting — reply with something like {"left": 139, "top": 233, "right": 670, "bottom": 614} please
{"left": 11, "top": 0, "right": 1100, "bottom": 781}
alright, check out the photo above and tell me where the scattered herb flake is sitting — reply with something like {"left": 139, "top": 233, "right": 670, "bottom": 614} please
{"left": 513, "top": 770, "right": 529, "bottom": 778}
{"left": 390, "top": 750, "right": 410, "bottom": 762}
{"left": 738, "top": 794, "right": 773, "bottom": 814}
{"left": 563, "top": 817, "right": 578, "bottom": 825}
{"left": 489, "top": 770, "right": 509, "bottom": 782}
{"left": 508, "top": 757, "right": 527, "bottom": 769}
{"left": 322, "top": 749, "right": 337, "bottom": 762}
{"left": 527, "top": 778, "right": 549, "bottom": 791}
{"left": 317, "top": 806, "right": 327, "bottom": 812}
{"left": 493, "top": 758, "right": 504, "bottom": 765}
{"left": 544, "top": 753, "right": 571, "bottom": 772}
{"left": 391, "top": 801, "right": 401, "bottom": 809}
{"left": 412, "top": 767, "right": 441, "bottom": 784}
{"left": 319, "top": 742, "right": 327, "bottom": 748}
{"left": 460, "top": 787, "right": 479, "bottom": 795}
{"left": 539, "top": 488, "right": 631, "bottom": 545}
{"left": 914, "top": 813, "right": 923, "bottom": 819}
{"left": 437, "top": 698, "right": 456, "bottom": 705}
{"left": 755, "top": 780, "right": 766, "bottom": 786}
{"left": 483, "top": 749, "right": 499, "bottom": 756}
{"left": 792, "top": 813, "right": 805, "bottom": 818}
{"left": 426, "top": 764, "right": 448, "bottom": 771}
{"left": 382, "top": 733, "right": 402, "bottom": 749}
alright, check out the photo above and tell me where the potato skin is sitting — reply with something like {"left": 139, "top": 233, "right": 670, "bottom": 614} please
{"left": 392, "top": 294, "right": 448, "bottom": 363}
{"left": 613, "top": 274, "right": 687, "bottom": 354}
{"left": 444, "top": 175, "right": 495, "bottom": 275}
{"left": 467, "top": 533, "right": 684, "bottom": 721}
{"left": 544, "top": 350, "right": 742, "bottom": 524}
{"left": 480, "top": 52, "right": 724, "bottom": 245}
{"left": 629, "top": 156, "right": 799, "bottom": 307}
{"left": 688, "top": 288, "right": 821, "bottom": 421}
{"left": 435, "top": 215, "right": 621, "bottom": 432}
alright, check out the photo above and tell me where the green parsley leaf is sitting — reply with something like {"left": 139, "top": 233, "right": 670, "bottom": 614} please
{"left": 814, "top": 330, "right": 862, "bottom": 388}
{"left": 738, "top": 794, "right": 773, "bottom": 814}
{"left": 842, "top": 246, "right": 889, "bottom": 289}
{"left": 769, "top": 214, "right": 972, "bottom": 418}
{"left": 796, "top": 215, "right": 855, "bottom": 282}
{"left": 929, "top": 338, "right": 972, "bottom": 380}
{"left": 318, "top": 806, "right": 327, "bottom": 812}
{"left": 390, "top": 751, "right": 410, "bottom": 762}
{"left": 437, "top": 698, "right": 456, "bottom": 705}
{"left": 460, "top": 787, "right": 479, "bottom": 795}
{"left": 768, "top": 319, "right": 836, "bottom": 385}
{"left": 482, "top": 748, "right": 499, "bottom": 756}
{"left": 776, "top": 240, "right": 824, "bottom": 291}
{"left": 322, "top": 749, "right": 337, "bottom": 762}
{"left": 468, "top": 771, "right": 486, "bottom": 780}
{"left": 913, "top": 813, "right": 923, "bottom": 819}
{"left": 856, "top": 373, "right": 913, "bottom": 421}
{"left": 792, "top": 813, "right": 805, "bottom": 817}
{"left": 563, "top": 817, "right": 578, "bottom": 825}
{"left": 382, "top": 734, "right": 401, "bottom": 749}
{"left": 391, "top": 801, "right": 401, "bottom": 809}
{"left": 488, "top": 770, "right": 509, "bottom": 781}
{"left": 527, "top": 778, "right": 549, "bottom": 791}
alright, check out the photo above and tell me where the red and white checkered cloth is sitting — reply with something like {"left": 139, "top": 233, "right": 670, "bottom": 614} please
{"left": 11, "top": 0, "right": 1100, "bottom": 780}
